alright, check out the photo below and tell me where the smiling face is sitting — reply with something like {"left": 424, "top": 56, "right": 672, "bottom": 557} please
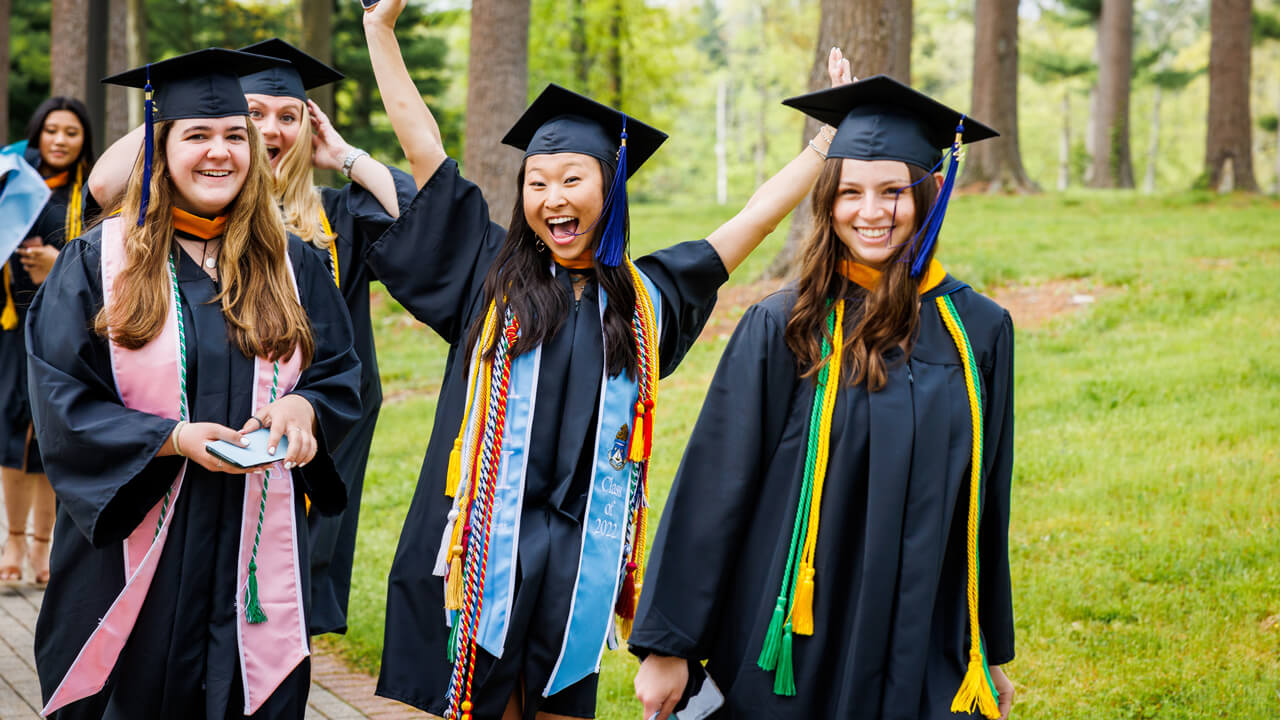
{"left": 522, "top": 152, "right": 606, "bottom": 263}
{"left": 38, "top": 109, "right": 85, "bottom": 173}
{"left": 164, "top": 116, "right": 252, "bottom": 217}
{"left": 830, "top": 158, "right": 930, "bottom": 268}
{"left": 245, "top": 93, "right": 304, "bottom": 171}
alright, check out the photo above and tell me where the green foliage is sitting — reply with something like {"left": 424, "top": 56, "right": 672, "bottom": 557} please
{"left": 331, "top": 1, "right": 459, "bottom": 166}
{"left": 1253, "top": 8, "right": 1280, "bottom": 43}
{"left": 144, "top": 0, "right": 296, "bottom": 56}
{"left": 1259, "top": 113, "right": 1280, "bottom": 134}
{"left": 1023, "top": 47, "right": 1096, "bottom": 85}
{"left": 7, "top": 0, "right": 52, "bottom": 143}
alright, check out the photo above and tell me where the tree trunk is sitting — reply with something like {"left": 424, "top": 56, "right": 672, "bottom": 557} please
{"left": 605, "top": 0, "right": 623, "bottom": 108}
{"left": 765, "top": 0, "right": 910, "bottom": 279}
{"left": 104, "top": 0, "right": 131, "bottom": 146}
{"left": 964, "top": 0, "right": 1036, "bottom": 192}
{"left": 465, "top": 0, "right": 530, "bottom": 225}
{"left": 1059, "top": 89, "right": 1071, "bottom": 190}
{"left": 126, "top": 0, "right": 146, "bottom": 128}
{"left": 571, "top": 0, "right": 589, "bottom": 88}
{"left": 51, "top": 0, "right": 90, "bottom": 100}
{"left": 0, "top": 0, "right": 10, "bottom": 143}
{"left": 1143, "top": 85, "right": 1161, "bottom": 193}
{"left": 1204, "top": 0, "right": 1258, "bottom": 192}
{"left": 1088, "top": 0, "right": 1135, "bottom": 188}
{"left": 300, "top": 0, "right": 335, "bottom": 119}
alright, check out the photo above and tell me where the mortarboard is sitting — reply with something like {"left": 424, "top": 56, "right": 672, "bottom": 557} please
{"left": 102, "top": 48, "right": 288, "bottom": 225}
{"left": 238, "top": 38, "right": 345, "bottom": 100}
{"left": 783, "top": 75, "right": 998, "bottom": 276}
{"left": 501, "top": 84, "right": 667, "bottom": 266}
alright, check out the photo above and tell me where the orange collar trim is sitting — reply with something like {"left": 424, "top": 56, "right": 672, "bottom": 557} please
{"left": 838, "top": 258, "right": 947, "bottom": 296}
{"left": 552, "top": 253, "right": 595, "bottom": 271}
{"left": 172, "top": 208, "right": 228, "bottom": 240}
{"left": 44, "top": 171, "right": 70, "bottom": 189}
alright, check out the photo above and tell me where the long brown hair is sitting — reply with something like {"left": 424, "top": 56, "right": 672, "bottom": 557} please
{"left": 94, "top": 119, "right": 315, "bottom": 366}
{"left": 785, "top": 158, "right": 940, "bottom": 392}
{"left": 463, "top": 156, "right": 641, "bottom": 379}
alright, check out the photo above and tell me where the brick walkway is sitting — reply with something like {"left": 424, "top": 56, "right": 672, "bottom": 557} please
{"left": 0, "top": 518, "right": 430, "bottom": 719}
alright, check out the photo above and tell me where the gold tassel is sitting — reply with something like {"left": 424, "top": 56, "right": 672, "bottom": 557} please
{"left": 628, "top": 404, "right": 646, "bottom": 462}
{"left": 950, "top": 653, "right": 1001, "bottom": 719}
{"left": 444, "top": 546, "right": 464, "bottom": 610}
{"left": 791, "top": 564, "right": 815, "bottom": 636}
{"left": 446, "top": 437, "right": 463, "bottom": 497}
{"left": 304, "top": 494, "right": 311, "bottom": 516}
{"left": 617, "top": 615, "right": 633, "bottom": 641}
{"left": 1, "top": 265, "right": 17, "bottom": 331}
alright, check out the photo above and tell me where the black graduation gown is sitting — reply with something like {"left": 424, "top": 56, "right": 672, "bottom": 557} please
{"left": 306, "top": 168, "right": 417, "bottom": 636}
{"left": 27, "top": 227, "right": 362, "bottom": 720}
{"left": 628, "top": 280, "right": 1016, "bottom": 720}
{"left": 366, "top": 159, "right": 728, "bottom": 719}
{"left": 0, "top": 174, "right": 90, "bottom": 472}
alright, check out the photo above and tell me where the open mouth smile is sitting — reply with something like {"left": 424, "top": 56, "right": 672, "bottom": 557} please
{"left": 546, "top": 216, "right": 580, "bottom": 245}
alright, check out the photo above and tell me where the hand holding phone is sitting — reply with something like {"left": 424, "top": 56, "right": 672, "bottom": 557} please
{"left": 206, "top": 428, "right": 289, "bottom": 469}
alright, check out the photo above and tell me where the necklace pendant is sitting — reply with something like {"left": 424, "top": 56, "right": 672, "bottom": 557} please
{"left": 204, "top": 257, "right": 217, "bottom": 269}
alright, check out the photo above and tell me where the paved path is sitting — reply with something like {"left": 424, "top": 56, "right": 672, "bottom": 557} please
{"left": 0, "top": 519, "right": 429, "bottom": 719}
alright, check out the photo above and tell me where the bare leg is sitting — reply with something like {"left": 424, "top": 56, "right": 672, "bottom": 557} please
{"left": 29, "top": 472, "right": 54, "bottom": 583}
{"left": 1, "top": 467, "right": 33, "bottom": 581}
{"left": 502, "top": 687, "right": 522, "bottom": 720}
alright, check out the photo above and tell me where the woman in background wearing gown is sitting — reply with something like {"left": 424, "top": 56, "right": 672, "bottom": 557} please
{"left": 0, "top": 97, "right": 95, "bottom": 586}
{"left": 28, "top": 49, "right": 361, "bottom": 719}
{"left": 631, "top": 76, "right": 1017, "bottom": 720}
{"left": 361, "top": 2, "right": 851, "bottom": 718}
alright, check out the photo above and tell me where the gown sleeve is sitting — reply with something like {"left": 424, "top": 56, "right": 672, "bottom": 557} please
{"left": 634, "top": 239, "right": 729, "bottom": 378}
{"left": 323, "top": 165, "right": 417, "bottom": 263}
{"left": 978, "top": 310, "right": 1015, "bottom": 665}
{"left": 629, "top": 299, "right": 797, "bottom": 659}
{"left": 362, "top": 158, "right": 506, "bottom": 344}
{"left": 25, "top": 235, "right": 184, "bottom": 548}
{"left": 287, "top": 239, "right": 363, "bottom": 515}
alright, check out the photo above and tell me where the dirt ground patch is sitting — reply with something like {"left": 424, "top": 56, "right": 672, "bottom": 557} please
{"left": 989, "top": 278, "right": 1113, "bottom": 330}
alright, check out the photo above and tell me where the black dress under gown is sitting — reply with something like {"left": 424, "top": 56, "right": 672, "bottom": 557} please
{"left": 628, "top": 281, "right": 1016, "bottom": 720}
{"left": 27, "top": 227, "right": 362, "bottom": 719}
{"left": 366, "top": 159, "right": 728, "bottom": 719}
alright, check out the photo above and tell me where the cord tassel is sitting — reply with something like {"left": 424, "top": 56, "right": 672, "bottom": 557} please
{"left": 446, "top": 616, "right": 460, "bottom": 663}
{"left": 615, "top": 561, "right": 638, "bottom": 619}
{"left": 244, "top": 561, "right": 268, "bottom": 624}
{"left": 910, "top": 119, "right": 964, "bottom": 277}
{"left": 595, "top": 121, "right": 628, "bottom": 267}
{"left": 138, "top": 66, "right": 154, "bottom": 227}
{"left": 791, "top": 564, "right": 816, "bottom": 636}
{"left": 445, "top": 548, "right": 464, "bottom": 611}
{"left": 757, "top": 596, "right": 786, "bottom": 671}
{"left": 446, "top": 437, "right": 463, "bottom": 497}
{"left": 773, "top": 623, "right": 796, "bottom": 697}
{"left": 1, "top": 265, "right": 18, "bottom": 330}
{"left": 950, "top": 652, "right": 1000, "bottom": 718}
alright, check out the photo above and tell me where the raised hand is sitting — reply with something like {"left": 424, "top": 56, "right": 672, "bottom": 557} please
{"left": 362, "top": 0, "right": 406, "bottom": 29}
{"left": 829, "top": 46, "right": 854, "bottom": 87}
{"left": 307, "top": 98, "right": 352, "bottom": 172}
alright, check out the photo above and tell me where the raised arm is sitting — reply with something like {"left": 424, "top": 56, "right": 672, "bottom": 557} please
{"left": 363, "top": 0, "right": 448, "bottom": 188}
{"left": 705, "top": 47, "right": 853, "bottom": 274}
{"left": 306, "top": 98, "right": 402, "bottom": 218}
{"left": 87, "top": 124, "right": 144, "bottom": 210}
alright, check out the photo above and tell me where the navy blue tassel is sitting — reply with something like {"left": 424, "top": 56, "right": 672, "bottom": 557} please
{"left": 594, "top": 119, "right": 628, "bottom": 267}
{"left": 909, "top": 117, "right": 964, "bottom": 277}
{"left": 138, "top": 64, "right": 154, "bottom": 227}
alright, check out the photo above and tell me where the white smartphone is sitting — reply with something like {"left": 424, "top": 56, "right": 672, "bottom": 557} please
{"left": 205, "top": 428, "right": 288, "bottom": 469}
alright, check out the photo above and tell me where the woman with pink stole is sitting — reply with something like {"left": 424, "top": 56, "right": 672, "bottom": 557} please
{"left": 26, "top": 49, "right": 361, "bottom": 719}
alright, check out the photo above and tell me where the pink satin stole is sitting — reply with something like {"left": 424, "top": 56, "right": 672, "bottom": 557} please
{"left": 43, "top": 216, "right": 308, "bottom": 716}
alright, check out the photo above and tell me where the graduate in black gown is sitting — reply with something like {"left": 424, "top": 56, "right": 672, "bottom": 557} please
{"left": 361, "top": 4, "right": 852, "bottom": 718}
{"left": 28, "top": 49, "right": 361, "bottom": 719}
{"left": 631, "top": 72, "right": 1017, "bottom": 720}
{"left": 87, "top": 39, "right": 416, "bottom": 635}
{"left": 0, "top": 97, "right": 96, "bottom": 586}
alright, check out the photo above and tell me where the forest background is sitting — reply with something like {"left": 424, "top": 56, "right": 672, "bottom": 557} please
{"left": 4, "top": 1, "right": 1280, "bottom": 717}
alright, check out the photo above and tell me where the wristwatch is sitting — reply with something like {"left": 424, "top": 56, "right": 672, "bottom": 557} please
{"left": 341, "top": 148, "right": 370, "bottom": 179}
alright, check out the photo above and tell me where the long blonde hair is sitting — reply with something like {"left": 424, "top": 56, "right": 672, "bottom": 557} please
{"left": 274, "top": 103, "right": 335, "bottom": 249}
{"left": 94, "top": 119, "right": 315, "bottom": 366}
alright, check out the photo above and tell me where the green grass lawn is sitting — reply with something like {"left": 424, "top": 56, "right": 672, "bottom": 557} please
{"left": 330, "top": 191, "right": 1280, "bottom": 718}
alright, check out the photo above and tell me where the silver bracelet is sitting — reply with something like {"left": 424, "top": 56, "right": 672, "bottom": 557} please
{"left": 341, "top": 148, "right": 369, "bottom": 179}
{"left": 808, "top": 139, "right": 828, "bottom": 159}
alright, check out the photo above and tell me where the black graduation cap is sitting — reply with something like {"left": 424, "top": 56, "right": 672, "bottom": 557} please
{"left": 783, "top": 76, "right": 999, "bottom": 277}
{"left": 101, "top": 47, "right": 287, "bottom": 121}
{"left": 102, "top": 48, "right": 287, "bottom": 225}
{"left": 238, "top": 38, "right": 345, "bottom": 100}
{"left": 782, "top": 75, "right": 998, "bottom": 170}
{"left": 501, "top": 84, "right": 668, "bottom": 266}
